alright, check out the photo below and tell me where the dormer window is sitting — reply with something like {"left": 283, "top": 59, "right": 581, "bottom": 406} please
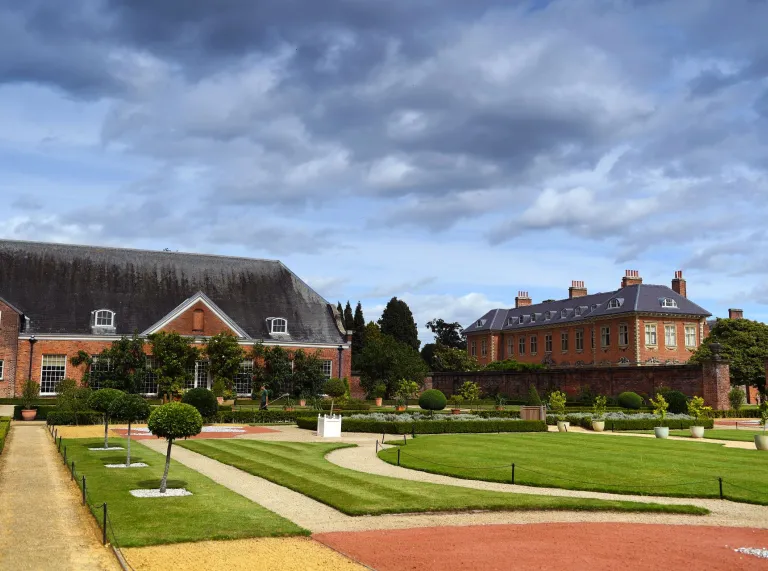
{"left": 507, "top": 316, "right": 517, "bottom": 326}
{"left": 530, "top": 314, "right": 536, "bottom": 323}
{"left": 591, "top": 304, "right": 599, "bottom": 311}
{"left": 607, "top": 298, "right": 623, "bottom": 309}
{"left": 93, "top": 309, "right": 115, "bottom": 328}
{"left": 268, "top": 317, "right": 288, "bottom": 334}
{"left": 575, "top": 307, "right": 583, "bottom": 316}
{"left": 545, "top": 311, "right": 551, "bottom": 320}
{"left": 660, "top": 298, "right": 678, "bottom": 308}
{"left": 561, "top": 309, "right": 569, "bottom": 318}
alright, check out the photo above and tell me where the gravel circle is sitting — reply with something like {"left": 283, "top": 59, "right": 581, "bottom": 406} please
{"left": 88, "top": 447, "right": 124, "bottom": 451}
{"left": 129, "top": 489, "right": 192, "bottom": 498}
{"left": 105, "top": 463, "right": 148, "bottom": 468}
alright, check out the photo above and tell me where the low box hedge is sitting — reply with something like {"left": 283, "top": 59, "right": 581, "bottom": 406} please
{"left": 295, "top": 416, "right": 546, "bottom": 435}
{"left": 13, "top": 405, "right": 57, "bottom": 420}
{"left": 710, "top": 409, "right": 761, "bottom": 418}
{"left": 593, "top": 417, "right": 715, "bottom": 431}
{"left": 46, "top": 411, "right": 104, "bottom": 426}
{"left": 216, "top": 410, "right": 298, "bottom": 423}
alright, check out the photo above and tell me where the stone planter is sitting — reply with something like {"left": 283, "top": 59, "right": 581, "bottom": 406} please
{"left": 654, "top": 426, "right": 669, "bottom": 439}
{"left": 374, "top": 397, "right": 383, "bottom": 407}
{"left": 299, "top": 399, "right": 306, "bottom": 407}
{"left": 21, "top": 409, "right": 37, "bottom": 421}
{"left": 591, "top": 420, "right": 605, "bottom": 432}
{"left": 556, "top": 421, "right": 570, "bottom": 432}
{"left": 451, "top": 408, "right": 461, "bottom": 415}
{"left": 755, "top": 434, "right": 768, "bottom": 451}
{"left": 495, "top": 406, "right": 504, "bottom": 411}
{"left": 690, "top": 425, "right": 705, "bottom": 439}
{"left": 395, "top": 405, "right": 407, "bottom": 412}
{"left": 520, "top": 406, "right": 546, "bottom": 421}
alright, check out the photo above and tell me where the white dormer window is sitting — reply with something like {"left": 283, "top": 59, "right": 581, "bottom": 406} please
{"left": 531, "top": 314, "right": 536, "bottom": 323}
{"left": 591, "top": 304, "right": 599, "bottom": 311}
{"left": 660, "top": 298, "right": 678, "bottom": 308}
{"left": 477, "top": 320, "right": 483, "bottom": 327}
{"left": 607, "top": 298, "right": 622, "bottom": 309}
{"left": 545, "top": 311, "right": 551, "bottom": 320}
{"left": 93, "top": 309, "right": 115, "bottom": 328}
{"left": 575, "top": 307, "right": 583, "bottom": 316}
{"left": 268, "top": 317, "right": 288, "bottom": 334}
{"left": 561, "top": 309, "right": 569, "bottom": 318}
{"left": 507, "top": 316, "right": 517, "bottom": 325}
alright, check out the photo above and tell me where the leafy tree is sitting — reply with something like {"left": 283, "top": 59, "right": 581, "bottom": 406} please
{"left": 352, "top": 302, "right": 365, "bottom": 367}
{"left": 181, "top": 387, "right": 219, "bottom": 420}
{"left": 73, "top": 334, "right": 148, "bottom": 393}
{"left": 148, "top": 332, "right": 199, "bottom": 399}
{"left": 55, "top": 378, "right": 92, "bottom": 425}
{"left": 432, "top": 344, "right": 481, "bottom": 372}
{"left": 394, "top": 379, "right": 420, "bottom": 407}
{"left": 252, "top": 344, "right": 293, "bottom": 398}
{"left": 88, "top": 389, "right": 125, "bottom": 449}
{"left": 343, "top": 301, "right": 354, "bottom": 332}
{"left": 549, "top": 390, "right": 567, "bottom": 421}
{"left": 148, "top": 403, "right": 203, "bottom": 493}
{"left": 691, "top": 318, "right": 768, "bottom": 395}
{"left": 378, "top": 297, "right": 420, "bottom": 351}
{"left": 357, "top": 332, "right": 428, "bottom": 397}
{"left": 484, "top": 359, "right": 545, "bottom": 372}
{"left": 729, "top": 386, "right": 746, "bottom": 411}
{"left": 109, "top": 393, "right": 150, "bottom": 466}
{"left": 292, "top": 349, "right": 327, "bottom": 399}
{"left": 458, "top": 381, "right": 481, "bottom": 411}
{"left": 420, "top": 343, "right": 437, "bottom": 369}
{"left": 425, "top": 318, "right": 467, "bottom": 349}
{"left": 336, "top": 302, "right": 344, "bottom": 317}
{"left": 205, "top": 332, "right": 245, "bottom": 396}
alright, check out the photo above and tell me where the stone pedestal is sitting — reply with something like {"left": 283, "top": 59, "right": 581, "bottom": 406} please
{"left": 702, "top": 358, "right": 730, "bottom": 410}
{"left": 317, "top": 414, "right": 342, "bottom": 437}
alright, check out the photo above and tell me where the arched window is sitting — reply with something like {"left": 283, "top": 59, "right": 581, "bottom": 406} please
{"left": 561, "top": 308, "right": 569, "bottom": 318}
{"left": 94, "top": 309, "right": 115, "bottom": 327}
{"left": 607, "top": 298, "right": 622, "bottom": 309}
{"left": 270, "top": 318, "right": 288, "bottom": 334}
{"left": 660, "top": 298, "right": 678, "bottom": 308}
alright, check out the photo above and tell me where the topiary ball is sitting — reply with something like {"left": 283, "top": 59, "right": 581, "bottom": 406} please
{"left": 418, "top": 389, "right": 447, "bottom": 412}
{"left": 665, "top": 390, "right": 688, "bottom": 414}
{"left": 617, "top": 391, "right": 643, "bottom": 410}
{"left": 324, "top": 378, "right": 347, "bottom": 399}
{"left": 88, "top": 388, "right": 125, "bottom": 415}
{"left": 148, "top": 402, "right": 203, "bottom": 440}
{"left": 181, "top": 387, "right": 219, "bottom": 420}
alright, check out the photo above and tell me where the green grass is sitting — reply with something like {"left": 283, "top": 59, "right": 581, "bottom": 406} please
{"left": 377, "top": 433, "right": 768, "bottom": 504}
{"left": 630, "top": 428, "right": 766, "bottom": 443}
{"left": 61, "top": 438, "right": 306, "bottom": 547}
{"left": 0, "top": 417, "right": 10, "bottom": 454}
{"left": 178, "top": 439, "right": 706, "bottom": 516}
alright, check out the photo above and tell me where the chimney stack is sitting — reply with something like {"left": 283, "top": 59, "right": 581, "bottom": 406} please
{"left": 728, "top": 309, "right": 744, "bottom": 320}
{"left": 569, "top": 280, "right": 588, "bottom": 299}
{"left": 515, "top": 291, "right": 532, "bottom": 308}
{"left": 621, "top": 269, "right": 643, "bottom": 288}
{"left": 671, "top": 270, "right": 687, "bottom": 298}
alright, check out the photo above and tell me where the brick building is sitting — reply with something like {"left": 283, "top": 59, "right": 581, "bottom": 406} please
{"left": 0, "top": 240, "right": 351, "bottom": 398}
{"left": 464, "top": 270, "right": 711, "bottom": 368}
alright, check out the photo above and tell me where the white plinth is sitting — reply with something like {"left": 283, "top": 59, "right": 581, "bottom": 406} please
{"left": 317, "top": 414, "right": 342, "bottom": 438}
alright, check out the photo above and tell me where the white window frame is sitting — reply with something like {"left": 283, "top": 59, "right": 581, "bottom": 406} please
{"left": 470, "top": 340, "right": 477, "bottom": 356}
{"left": 530, "top": 335, "right": 537, "bottom": 354}
{"left": 664, "top": 324, "right": 677, "bottom": 347}
{"left": 660, "top": 298, "right": 678, "bottom": 308}
{"left": 269, "top": 317, "right": 288, "bottom": 334}
{"left": 685, "top": 325, "right": 697, "bottom": 347}
{"left": 531, "top": 314, "right": 536, "bottom": 323}
{"left": 561, "top": 332, "right": 568, "bottom": 351}
{"left": 93, "top": 309, "right": 115, "bottom": 327}
{"left": 561, "top": 309, "right": 568, "bottom": 318}
{"left": 143, "top": 356, "right": 159, "bottom": 396}
{"left": 545, "top": 334, "right": 552, "bottom": 353}
{"left": 322, "top": 360, "right": 333, "bottom": 379}
{"left": 607, "top": 298, "right": 621, "bottom": 309}
{"left": 481, "top": 339, "right": 487, "bottom": 357}
{"left": 575, "top": 330, "right": 584, "bottom": 351}
{"left": 40, "top": 354, "right": 67, "bottom": 395}
{"left": 619, "top": 323, "right": 629, "bottom": 346}
{"left": 518, "top": 336, "right": 526, "bottom": 355}
{"left": 601, "top": 326, "right": 610, "bottom": 347}
{"left": 506, "top": 337, "right": 513, "bottom": 357}
{"left": 645, "top": 323, "right": 657, "bottom": 346}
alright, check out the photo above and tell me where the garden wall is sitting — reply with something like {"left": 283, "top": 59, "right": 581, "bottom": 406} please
{"left": 431, "top": 361, "right": 731, "bottom": 409}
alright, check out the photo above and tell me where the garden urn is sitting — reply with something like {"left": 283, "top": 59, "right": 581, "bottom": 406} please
{"left": 556, "top": 421, "right": 570, "bottom": 432}
{"left": 690, "top": 426, "right": 705, "bottom": 439}
{"left": 375, "top": 397, "right": 383, "bottom": 407}
{"left": 591, "top": 420, "right": 605, "bottom": 432}
{"left": 299, "top": 399, "right": 306, "bottom": 407}
{"left": 21, "top": 409, "right": 37, "bottom": 421}
{"left": 395, "top": 405, "right": 406, "bottom": 412}
{"left": 217, "top": 396, "right": 224, "bottom": 405}
{"left": 755, "top": 434, "right": 768, "bottom": 451}
{"left": 654, "top": 426, "right": 669, "bottom": 439}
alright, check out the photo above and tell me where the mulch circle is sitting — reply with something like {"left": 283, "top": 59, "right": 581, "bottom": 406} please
{"left": 314, "top": 523, "right": 768, "bottom": 571}
{"left": 112, "top": 425, "right": 278, "bottom": 440}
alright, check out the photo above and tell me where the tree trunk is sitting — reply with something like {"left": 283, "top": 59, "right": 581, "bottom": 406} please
{"left": 126, "top": 421, "right": 132, "bottom": 467}
{"left": 103, "top": 416, "right": 109, "bottom": 449}
{"left": 160, "top": 438, "right": 173, "bottom": 493}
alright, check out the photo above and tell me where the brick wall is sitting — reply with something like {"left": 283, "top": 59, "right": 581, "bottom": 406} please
{"left": 160, "top": 301, "right": 237, "bottom": 336}
{"left": 0, "top": 301, "right": 20, "bottom": 398}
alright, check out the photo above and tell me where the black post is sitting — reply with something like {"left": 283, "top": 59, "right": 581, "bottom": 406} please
{"left": 64, "top": 446, "right": 67, "bottom": 464}
{"left": 375, "top": 440, "right": 379, "bottom": 453}
{"left": 403, "top": 434, "right": 407, "bottom": 446}
{"left": 397, "top": 448, "right": 401, "bottom": 466}
{"left": 719, "top": 477, "right": 723, "bottom": 499}
{"left": 82, "top": 475, "right": 86, "bottom": 505}
{"left": 412, "top": 426, "right": 416, "bottom": 439}
{"left": 102, "top": 504, "right": 108, "bottom": 545}
{"left": 382, "top": 432, "right": 385, "bottom": 444}
{"left": 511, "top": 463, "right": 515, "bottom": 484}
{"left": 71, "top": 460, "right": 75, "bottom": 481}
{"left": 58, "top": 436, "right": 61, "bottom": 450}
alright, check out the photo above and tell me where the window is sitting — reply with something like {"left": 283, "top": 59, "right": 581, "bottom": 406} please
{"left": 561, "top": 309, "right": 569, "bottom": 318}
{"left": 90, "top": 355, "right": 112, "bottom": 391}
{"left": 545, "top": 334, "right": 552, "bottom": 352}
{"left": 477, "top": 320, "right": 483, "bottom": 327}
{"left": 530, "top": 335, "right": 537, "bottom": 354}
{"left": 531, "top": 314, "right": 537, "bottom": 323}
{"left": 575, "top": 307, "right": 582, "bottom": 317}
{"left": 685, "top": 325, "right": 697, "bottom": 347}
{"left": 507, "top": 317, "right": 515, "bottom": 325}
{"left": 41, "top": 355, "right": 66, "bottom": 394}
{"left": 322, "top": 360, "right": 333, "bottom": 378}
{"left": 619, "top": 323, "right": 629, "bottom": 346}
{"left": 518, "top": 337, "right": 525, "bottom": 355}
{"left": 591, "top": 304, "right": 599, "bottom": 311}
{"left": 270, "top": 318, "right": 288, "bottom": 334}
{"left": 0, "top": 359, "right": 3, "bottom": 380}
{"left": 618, "top": 357, "right": 630, "bottom": 365}
{"left": 545, "top": 311, "right": 552, "bottom": 320}
{"left": 591, "top": 329, "right": 595, "bottom": 349}
{"left": 575, "top": 330, "right": 584, "bottom": 351}
{"left": 481, "top": 340, "right": 487, "bottom": 357}
{"left": 660, "top": 298, "right": 678, "bottom": 308}
{"left": 192, "top": 309, "right": 204, "bottom": 332}
{"left": 607, "top": 298, "right": 622, "bottom": 309}
{"left": 506, "top": 337, "right": 514, "bottom": 357}
{"left": 665, "top": 324, "right": 677, "bottom": 346}
{"left": 187, "top": 360, "right": 210, "bottom": 389}
{"left": 144, "top": 356, "right": 159, "bottom": 395}
{"left": 470, "top": 341, "right": 477, "bottom": 356}
{"left": 645, "top": 323, "right": 657, "bottom": 345}
{"left": 234, "top": 360, "right": 254, "bottom": 395}
{"left": 601, "top": 326, "right": 610, "bottom": 347}
{"left": 561, "top": 332, "right": 569, "bottom": 351}
{"left": 93, "top": 309, "right": 115, "bottom": 327}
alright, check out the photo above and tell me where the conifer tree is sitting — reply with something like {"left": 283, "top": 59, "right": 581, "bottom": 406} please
{"left": 378, "top": 297, "right": 420, "bottom": 350}
{"left": 352, "top": 302, "right": 365, "bottom": 368}
{"left": 344, "top": 301, "right": 354, "bottom": 331}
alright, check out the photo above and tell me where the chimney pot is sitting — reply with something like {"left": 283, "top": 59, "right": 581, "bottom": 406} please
{"left": 728, "top": 308, "right": 744, "bottom": 320}
{"left": 515, "top": 290, "right": 532, "bottom": 308}
{"left": 672, "top": 270, "right": 687, "bottom": 298}
{"left": 621, "top": 269, "right": 643, "bottom": 288}
{"left": 569, "top": 280, "right": 588, "bottom": 298}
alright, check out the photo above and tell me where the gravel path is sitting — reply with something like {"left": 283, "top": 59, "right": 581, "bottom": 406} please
{"left": 0, "top": 422, "right": 120, "bottom": 570}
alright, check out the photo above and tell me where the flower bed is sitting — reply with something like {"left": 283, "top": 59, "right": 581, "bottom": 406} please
{"left": 295, "top": 413, "right": 546, "bottom": 434}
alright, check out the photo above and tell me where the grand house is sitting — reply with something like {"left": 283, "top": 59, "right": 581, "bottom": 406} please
{"left": 464, "top": 270, "right": 712, "bottom": 368}
{"left": 0, "top": 240, "right": 351, "bottom": 398}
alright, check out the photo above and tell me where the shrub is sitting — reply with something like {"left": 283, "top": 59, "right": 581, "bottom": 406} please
{"left": 181, "top": 387, "right": 219, "bottom": 420}
{"left": 458, "top": 381, "right": 480, "bottom": 409}
{"left": 371, "top": 383, "right": 387, "bottom": 398}
{"left": 665, "top": 390, "right": 687, "bottom": 415}
{"left": 618, "top": 391, "right": 643, "bottom": 410}
{"left": 88, "top": 388, "right": 125, "bottom": 449}
{"left": 526, "top": 385, "right": 542, "bottom": 406}
{"left": 728, "top": 387, "right": 746, "bottom": 411}
{"left": 21, "top": 379, "right": 39, "bottom": 410}
{"left": 295, "top": 416, "right": 546, "bottom": 435}
{"left": 0, "top": 418, "right": 11, "bottom": 454}
{"left": 548, "top": 390, "right": 567, "bottom": 420}
{"left": 212, "top": 378, "right": 227, "bottom": 398}
{"left": 109, "top": 393, "right": 151, "bottom": 466}
{"left": 148, "top": 402, "right": 203, "bottom": 493}
{"left": 592, "top": 395, "right": 607, "bottom": 420}
{"left": 419, "top": 389, "right": 447, "bottom": 414}
{"left": 649, "top": 393, "right": 669, "bottom": 422}
{"left": 13, "top": 405, "right": 57, "bottom": 421}
{"left": 325, "top": 378, "right": 347, "bottom": 399}
{"left": 46, "top": 411, "right": 103, "bottom": 425}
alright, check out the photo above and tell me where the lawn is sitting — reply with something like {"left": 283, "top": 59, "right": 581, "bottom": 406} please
{"left": 377, "top": 433, "right": 768, "bottom": 504}
{"left": 630, "top": 429, "right": 766, "bottom": 442}
{"left": 178, "top": 439, "right": 706, "bottom": 516}
{"left": 61, "top": 438, "right": 306, "bottom": 547}
{"left": 0, "top": 417, "right": 10, "bottom": 454}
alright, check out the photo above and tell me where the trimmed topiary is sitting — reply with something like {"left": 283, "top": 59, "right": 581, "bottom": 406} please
{"left": 109, "top": 393, "right": 151, "bottom": 466}
{"left": 527, "top": 385, "right": 542, "bottom": 406}
{"left": 181, "top": 387, "right": 218, "bottom": 420}
{"left": 324, "top": 378, "right": 347, "bottom": 399}
{"left": 665, "top": 390, "right": 687, "bottom": 415}
{"left": 618, "top": 391, "right": 643, "bottom": 410}
{"left": 419, "top": 389, "right": 447, "bottom": 415}
{"left": 88, "top": 388, "right": 125, "bottom": 449}
{"left": 148, "top": 402, "right": 203, "bottom": 493}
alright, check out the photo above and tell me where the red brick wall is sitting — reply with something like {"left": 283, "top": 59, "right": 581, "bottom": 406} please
{"left": 636, "top": 316, "right": 705, "bottom": 365}
{"left": 0, "top": 301, "right": 20, "bottom": 398}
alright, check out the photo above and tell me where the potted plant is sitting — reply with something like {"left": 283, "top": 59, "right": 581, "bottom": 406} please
{"left": 755, "top": 402, "right": 768, "bottom": 451}
{"left": 520, "top": 384, "right": 545, "bottom": 421}
{"left": 212, "top": 377, "right": 226, "bottom": 405}
{"left": 549, "top": 390, "right": 568, "bottom": 432}
{"left": 394, "top": 379, "right": 419, "bottom": 412}
{"left": 298, "top": 392, "right": 308, "bottom": 407}
{"left": 649, "top": 393, "right": 669, "bottom": 438}
{"left": 449, "top": 395, "right": 464, "bottom": 414}
{"left": 372, "top": 383, "right": 386, "bottom": 407}
{"left": 283, "top": 397, "right": 296, "bottom": 412}
{"left": 687, "top": 395, "right": 711, "bottom": 439}
{"left": 21, "top": 379, "right": 40, "bottom": 421}
{"left": 591, "top": 395, "right": 607, "bottom": 432}
{"left": 494, "top": 394, "right": 507, "bottom": 411}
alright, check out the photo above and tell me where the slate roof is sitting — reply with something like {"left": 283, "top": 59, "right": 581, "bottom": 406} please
{"left": 464, "top": 284, "right": 711, "bottom": 334}
{"left": 0, "top": 240, "right": 346, "bottom": 344}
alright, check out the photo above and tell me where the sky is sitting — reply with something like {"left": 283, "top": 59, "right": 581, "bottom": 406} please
{"left": 1, "top": 0, "right": 768, "bottom": 345}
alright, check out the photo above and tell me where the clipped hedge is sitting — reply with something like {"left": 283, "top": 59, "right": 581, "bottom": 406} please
{"left": 217, "top": 410, "right": 298, "bottom": 424}
{"left": 0, "top": 418, "right": 10, "bottom": 454}
{"left": 617, "top": 392, "right": 643, "bottom": 410}
{"left": 13, "top": 405, "right": 57, "bottom": 420}
{"left": 581, "top": 416, "right": 714, "bottom": 431}
{"left": 295, "top": 416, "right": 547, "bottom": 435}
{"left": 710, "top": 409, "right": 761, "bottom": 418}
{"left": 46, "top": 411, "right": 104, "bottom": 426}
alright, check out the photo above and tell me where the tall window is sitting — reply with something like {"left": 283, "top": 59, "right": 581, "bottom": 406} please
{"left": 561, "top": 332, "right": 569, "bottom": 351}
{"left": 0, "top": 359, "right": 3, "bottom": 380}
{"left": 619, "top": 323, "right": 629, "bottom": 346}
{"left": 518, "top": 337, "right": 526, "bottom": 355}
{"left": 144, "top": 356, "right": 159, "bottom": 395}
{"left": 645, "top": 324, "right": 657, "bottom": 345}
{"left": 685, "top": 325, "right": 697, "bottom": 347}
{"left": 470, "top": 340, "right": 477, "bottom": 356}
{"left": 270, "top": 318, "right": 288, "bottom": 334}
{"left": 90, "top": 355, "right": 112, "bottom": 391}
{"left": 665, "top": 325, "right": 677, "bottom": 346}
{"left": 322, "top": 360, "right": 333, "bottom": 378}
{"left": 530, "top": 335, "right": 538, "bottom": 354}
{"left": 481, "top": 339, "right": 487, "bottom": 357}
{"left": 545, "top": 334, "right": 552, "bottom": 352}
{"left": 601, "top": 326, "right": 610, "bottom": 347}
{"left": 591, "top": 328, "right": 595, "bottom": 349}
{"left": 235, "top": 360, "right": 254, "bottom": 395}
{"left": 186, "top": 360, "right": 210, "bottom": 389}
{"left": 41, "top": 355, "right": 66, "bottom": 394}
{"left": 575, "top": 330, "right": 584, "bottom": 351}
{"left": 506, "top": 337, "right": 514, "bottom": 357}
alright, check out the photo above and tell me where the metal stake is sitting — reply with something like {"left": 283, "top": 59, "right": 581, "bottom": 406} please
{"left": 397, "top": 448, "right": 401, "bottom": 466}
{"left": 102, "top": 504, "right": 108, "bottom": 545}
{"left": 71, "top": 460, "right": 75, "bottom": 481}
{"left": 512, "top": 463, "right": 515, "bottom": 484}
{"left": 719, "top": 477, "right": 723, "bottom": 500}
{"left": 82, "top": 475, "right": 86, "bottom": 505}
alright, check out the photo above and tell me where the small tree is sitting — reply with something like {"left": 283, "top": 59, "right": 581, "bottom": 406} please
{"left": 324, "top": 377, "right": 347, "bottom": 415}
{"left": 592, "top": 395, "right": 607, "bottom": 421}
{"left": 253, "top": 344, "right": 294, "bottom": 397}
{"left": 395, "top": 379, "right": 420, "bottom": 408}
{"left": 686, "top": 395, "right": 712, "bottom": 428}
{"left": 549, "top": 390, "right": 567, "bottom": 421}
{"left": 458, "top": 381, "right": 481, "bottom": 412}
{"left": 292, "top": 350, "right": 327, "bottom": 399}
{"left": 148, "top": 332, "right": 199, "bottom": 399}
{"left": 181, "top": 387, "right": 219, "bottom": 420}
{"left": 527, "top": 385, "right": 542, "bottom": 406}
{"left": 56, "top": 379, "right": 92, "bottom": 426}
{"left": 21, "top": 379, "right": 39, "bottom": 411}
{"left": 649, "top": 393, "right": 669, "bottom": 426}
{"left": 148, "top": 403, "right": 203, "bottom": 493}
{"left": 88, "top": 389, "right": 125, "bottom": 449}
{"left": 205, "top": 332, "right": 245, "bottom": 397}
{"left": 109, "top": 393, "right": 150, "bottom": 466}
{"left": 419, "top": 389, "right": 447, "bottom": 417}
{"left": 728, "top": 386, "right": 746, "bottom": 411}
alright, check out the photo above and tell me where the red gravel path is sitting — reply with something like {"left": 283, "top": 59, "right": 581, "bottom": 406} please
{"left": 315, "top": 523, "right": 768, "bottom": 571}
{"left": 112, "top": 426, "right": 277, "bottom": 440}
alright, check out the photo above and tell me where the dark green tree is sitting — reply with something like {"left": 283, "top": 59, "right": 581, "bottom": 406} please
{"left": 420, "top": 343, "right": 437, "bottom": 369}
{"left": 343, "top": 301, "right": 354, "bottom": 332}
{"left": 432, "top": 344, "right": 481, "bottom": 372}
{"left": 292, "top": 349, "right": 327, "bottom": 398}
{"left": 691, "top": 318, "right": 768, "bottom": 395}
{"left": 148, "top": 332, "right": 199, "bottom": 399}
{"left": 336, "top": 301, "right": 344, "bottom": 317}
{"left": 205, "top": 331, "right": 245, "bottom": 395}
{"left": 148, "top": 403, "right": 203, "bottom": 493}
{"left": 425, "top": 318, "right": 466, "bottom": 349}
{"left": 357, "top": 332, "right": 428, "bottom": 397}
{"left": 88, "top": 388, "right": 125, "bottom": 449}
{"left": 72, "top": 334, "right": 147, "bottom": 393}
{"left": 109, "top": 393, "right": 150, "bottom": 466}
{"left": 55, "top": 378, "right": 92, "bottom": 426}
{"left": 378, "top": 297, "right": 420, "bottom": 350}
{"left": 252, "top": 344, "right": 294, "bottom": 398}
{"left": 352, "top": 302, "right": 365, "bottom": 367}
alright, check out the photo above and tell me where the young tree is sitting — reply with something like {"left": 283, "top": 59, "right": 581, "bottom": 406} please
{"left": 148, "top": 332, "right": 199, "bottom": 399}
{"left": 691, "top": 318, "right": 768, "bottom": 396}
{"left": 458, "top": 381, "right": 481, "bottom": 412}
{"left": 357, "top": 333, "right": 428, "bottom": 397}
{"left": 56, "top": 378, "right": 92, "bottom": 425}
{"left": 109, "top": 393, "right": 150, "bottom": 466}
{"left": 205, "top": 332, "right": 245, "bottom": 396}
{"left": 425, "top": 318, "right": 467, "bottom": 349}
{"left": 88, "top": 389, "right": 125, "bottom": 449}
{"left": 343, "top": 301, "right": 354, "bottom": 332}
{"left": 432, "top": 344, "right": 481, "bottom": 372}
{"left": 292, "top": 349, "right": 327, "bottom": 399}
{"left": 352, "top": 302, "right": 365, "bottom": 367}
{"left": 252, "top": 344, "right": 294, "bottom": 398}
{"left": 86, "top": 334, "right": 148, "bottom": 393}
{"left": 378, "top": 297, "right": 420, "bottom": 350}
{"left": 148, "top": 403, "right": 203, "bottom": 493}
